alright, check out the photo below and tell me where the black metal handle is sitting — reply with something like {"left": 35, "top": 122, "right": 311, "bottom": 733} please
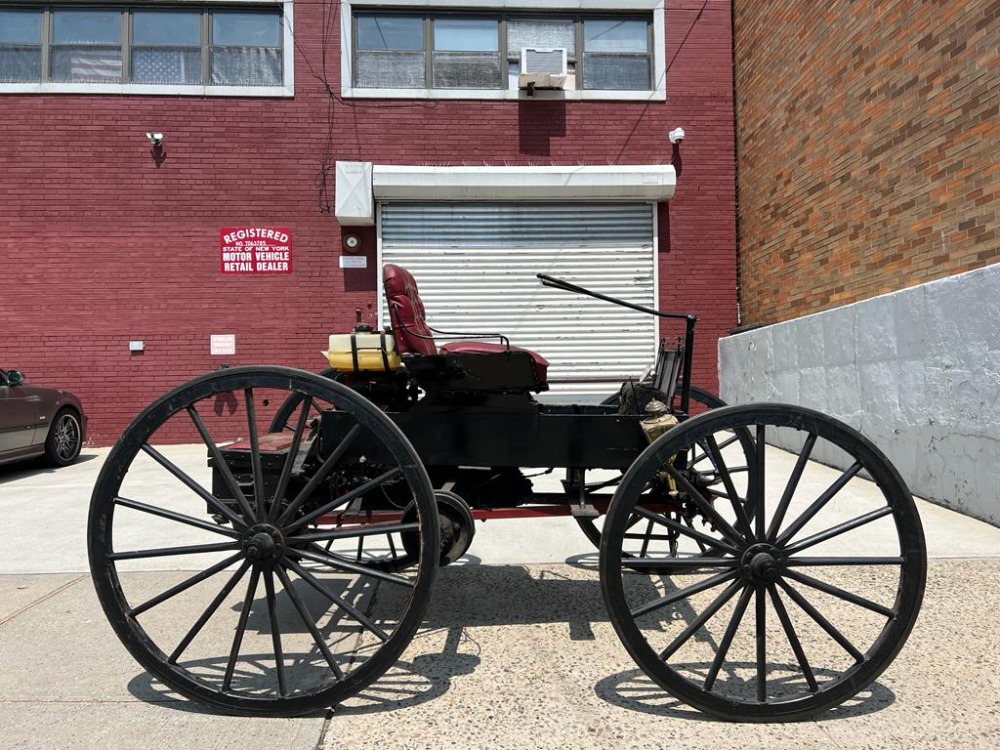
{"left": 537, "top": 272, "right": 697, "bottom": 416}
{"left": 536, "top": 273, "right": 696, "bottom": 322}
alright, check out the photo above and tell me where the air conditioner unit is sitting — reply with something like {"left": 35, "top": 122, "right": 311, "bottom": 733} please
{"left": 518, "top": 47, "right": 567, "bottom": 92}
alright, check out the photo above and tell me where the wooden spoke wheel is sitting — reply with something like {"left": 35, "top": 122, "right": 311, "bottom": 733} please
{"left": 88, "top": 366, "right": 439, "bottom": 716}
{"left": 600, "top": 404, "right": 926, "bottom": 721}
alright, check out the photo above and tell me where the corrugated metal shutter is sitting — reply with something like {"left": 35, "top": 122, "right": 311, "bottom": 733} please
{"left": 379, "top": 202, "right": 657, "bottom": 399}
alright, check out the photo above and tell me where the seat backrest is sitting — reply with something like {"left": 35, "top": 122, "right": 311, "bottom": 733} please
{"left": 383, "top": 264, "right": 437, "bottom": 356}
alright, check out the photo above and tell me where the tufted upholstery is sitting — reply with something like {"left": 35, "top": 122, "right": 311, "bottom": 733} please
{"left": 384, "top": 264, "right": 437, "bottom": 355}
{"left": 382, "top": 264, "right": 550, "bottom": 383}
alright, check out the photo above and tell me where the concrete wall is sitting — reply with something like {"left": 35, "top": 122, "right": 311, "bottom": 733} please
{"left": 719, "top": 263, "right": 1000, "bottom": 526}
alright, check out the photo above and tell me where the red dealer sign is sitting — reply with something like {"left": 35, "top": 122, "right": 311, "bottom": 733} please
{"left": 220, "top": 227, "right": 292, "bottom": 274}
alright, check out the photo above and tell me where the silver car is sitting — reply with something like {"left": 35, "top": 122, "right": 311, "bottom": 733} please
{"left": 0, "top": 368, "right": 86, "bottom": 466}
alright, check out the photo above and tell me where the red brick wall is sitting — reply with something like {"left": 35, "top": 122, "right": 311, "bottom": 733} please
{"left": 733, "top": 0, "right": 1000, "bottom": 326}
{"left": 0, "top": 0, "right": 736, "bottom": 445}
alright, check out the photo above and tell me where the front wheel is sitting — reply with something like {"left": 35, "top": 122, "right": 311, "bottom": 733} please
{"left": 44, "top": 408, "right": 83, "bottom": 466}
{"left": 600, "top": 404, "right": 926, "bottom": 721}
{"left": 88, "top": 366, "right": 439, "bottom": 716}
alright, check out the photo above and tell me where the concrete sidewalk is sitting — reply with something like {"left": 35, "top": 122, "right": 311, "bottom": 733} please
{"left": 1, "top": 448, "right": 999, "bottom": 749}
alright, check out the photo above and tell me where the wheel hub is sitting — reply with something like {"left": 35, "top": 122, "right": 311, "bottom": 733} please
{"left": 740, "top": 543, "right": 784, "bottom": 586}
{"left": 242, "top": 524, "right": 285, "bottom": 564}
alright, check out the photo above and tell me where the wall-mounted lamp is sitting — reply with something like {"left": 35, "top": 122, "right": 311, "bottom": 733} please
{"left": 145, "top": 132, "right": 164, "bottom": 147}
{"left": 668, "top": 127, "right": 685, "bottom": 145}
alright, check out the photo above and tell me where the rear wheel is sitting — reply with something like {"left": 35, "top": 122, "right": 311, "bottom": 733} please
{"left": 88, "top": 366, "right": 439, "bottom": 716}
{"left": 600, "top": 404, "right": 926, "bottom": 720}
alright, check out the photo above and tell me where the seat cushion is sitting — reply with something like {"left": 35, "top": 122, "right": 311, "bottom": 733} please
{"left": 439, "top": 341, "right": 549, "bottom": 382}
{"left": 383, "top": 264, "right": 436, "bottom": 356}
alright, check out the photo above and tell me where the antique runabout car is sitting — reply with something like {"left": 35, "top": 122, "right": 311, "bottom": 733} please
{"left": 87, "top": 266, "right": 926, "bottom": 721}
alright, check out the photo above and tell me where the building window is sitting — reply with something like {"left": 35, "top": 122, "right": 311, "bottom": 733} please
{"left": 582, "top": 18, "right": 651, "bottom": 91}
{"left": 352, "top": 9, "right": 654, "bottom": 94}
{"left": 0, "top": 9, "right": 43, "bottom": 81}
{"left": 0, "top": 4, "right": 288, "bottom": 92}
{"left": 132, "top": 10, "right": 201, "bottom": 85}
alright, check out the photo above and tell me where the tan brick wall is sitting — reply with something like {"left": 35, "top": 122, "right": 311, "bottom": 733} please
{"left": 733, "top": 0, "right": 999, "bottom": 325}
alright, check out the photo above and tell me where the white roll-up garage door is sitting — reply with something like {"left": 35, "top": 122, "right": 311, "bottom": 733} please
{"left": 379, "top": 202, "right": 658, "bottom": 399}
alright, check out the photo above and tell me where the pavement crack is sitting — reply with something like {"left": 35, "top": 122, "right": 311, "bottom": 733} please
{"left": 0, "top": 574, "right": 87, "bottom": 627}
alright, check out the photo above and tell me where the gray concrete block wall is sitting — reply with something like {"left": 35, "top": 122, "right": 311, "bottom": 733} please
{"left": 719, "top": 264, "right": 1000, "bottom": 526}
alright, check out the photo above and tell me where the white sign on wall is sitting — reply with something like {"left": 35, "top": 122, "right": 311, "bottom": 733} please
{"left": 340, "top": 255, "right": 368, "bottom": 269}
{"left": 210, "top": 334, "right": 236, "bottom": 356}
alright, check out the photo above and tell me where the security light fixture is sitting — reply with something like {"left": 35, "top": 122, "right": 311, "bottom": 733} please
{"left": 146, "top": 132, "right": 164, "bottom": 147}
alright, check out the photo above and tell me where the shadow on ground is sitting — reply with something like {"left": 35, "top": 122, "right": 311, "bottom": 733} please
{"left": 123, "top": 563, "right": 896, "bottom": 722}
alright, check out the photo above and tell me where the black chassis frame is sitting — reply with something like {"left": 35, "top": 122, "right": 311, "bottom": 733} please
{"left": 319, "top": 274, "right": 699, "bottom": 477}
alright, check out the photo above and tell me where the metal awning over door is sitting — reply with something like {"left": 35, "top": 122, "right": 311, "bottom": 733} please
{"left": 379, "top": 202, "right": 658, "bottom": 399}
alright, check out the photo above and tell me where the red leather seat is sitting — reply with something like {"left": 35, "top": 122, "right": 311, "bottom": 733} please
{"left": 383, "top": 264, "right": 437, "bottom": 356}
{"left": 383, "top": 264, "right": 549, "bottom": 384}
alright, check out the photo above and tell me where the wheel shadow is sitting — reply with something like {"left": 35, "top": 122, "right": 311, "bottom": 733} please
{"left": 123, "top": 562, "right": 896, "bottom": 721}
{"left": 594, "top": 668, "right": 896, "bottom": 722}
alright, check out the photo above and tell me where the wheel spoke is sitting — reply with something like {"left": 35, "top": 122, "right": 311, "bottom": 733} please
{"left": 274, "top": 566, "right": 344, "bottom": 680}
{"left": 139, "top": 444, "right": 246, "bottom": 529}
{"left": 785, "top": 556, "right": 904, "bottom": 566}
{"left": 767, "top": 433, "right": 817, "bottom": 542}
{"left": 263, "top": 570, "right": 288, "bottom": 696}
{"left": 268, "top": 395, "right": 314, "bottom": 524}
{"left": 284, "top": 558, "right": 390, "bottom": 642}
{"left": 129, "top": 553, "right": 244, "bottom": 617}
{"left": 624, "top": 557, "right": 737, "bottom": 570}
{"left": 169, "top": 561, "right": 251, "bottom": 664}
{"left": 111, "top": 541, "right": 239, "bottom": 561}
{"left": 244, "top": 388, "right": 267, "bottom": 520}
{"left": 768, "top": 583, "right": 818, "bottom": 693}
{"left": 704, "top": 585, "right": 753, "bottom": 691}
{"left": 629, "top": 569, "right": 738, "bottom": 618}
{"left": 187, "top": 406, "right": 256, "bottom": 524}
{"left": 289, "top": 521, "right": 418, "bottom": 545}
{"left": 703, "top": 434, "right": 753, "bottom": 540}
{"left": 276, "top": 424, "right": 363, "bottom": 527}
{"left": 690, "top": 432, "right": 740, "bottom": 466}
{"left": 662, "top": 463, "right": 746, "bottom": 546}
{"left": 223, "top": 566, "right": 262, "bottom": 691}
{"left": 658, "top": 579, "right": 743, "bottom": 660}
{"left": 753, "top": 424, "right": 766, "bottom": 540}
{"left": 114, "top": 496, "right": 241, "bottom": 539}
{"left": 755, "top": 586, "right": 767, "bottom": 702}
{"left": 777, "top": 579, "right": 865, "bottom": 663}
{"left": 784, "top": 506, "right": 895, "bottom": 555}
{"left": 288, "top": 545, "right": 415, "bottom": 588}
{"left": 782, "top": 569, "right": 896, "bottom": 618}
{"left": 775, "top": 462, "right": 864, "bottom": 547}
{"left": 633, "top": 506, "right": 739, "bottom": 555}
{"left": 284, "top": 466, "right": 403, "bottom": 534}
{"left": 638, "top": 518, "right": 655, "bottom": 557}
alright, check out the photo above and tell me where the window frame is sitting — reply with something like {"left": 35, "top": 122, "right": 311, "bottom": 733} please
{"left": 0, "top": 1, "right": 294, "bottom": 97}
{"left": 342, "top": 0, "right": 666, "bottom": 101}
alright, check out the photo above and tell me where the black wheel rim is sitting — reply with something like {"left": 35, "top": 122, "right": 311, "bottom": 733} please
{"left": 268, "top": 368, "right": 340, "bottom": 433}
{"left": 600, "top": 403, "right": 926, "bottom": 721}
{"left": 88, "top": 366, "right": 438, "bottom": 716}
